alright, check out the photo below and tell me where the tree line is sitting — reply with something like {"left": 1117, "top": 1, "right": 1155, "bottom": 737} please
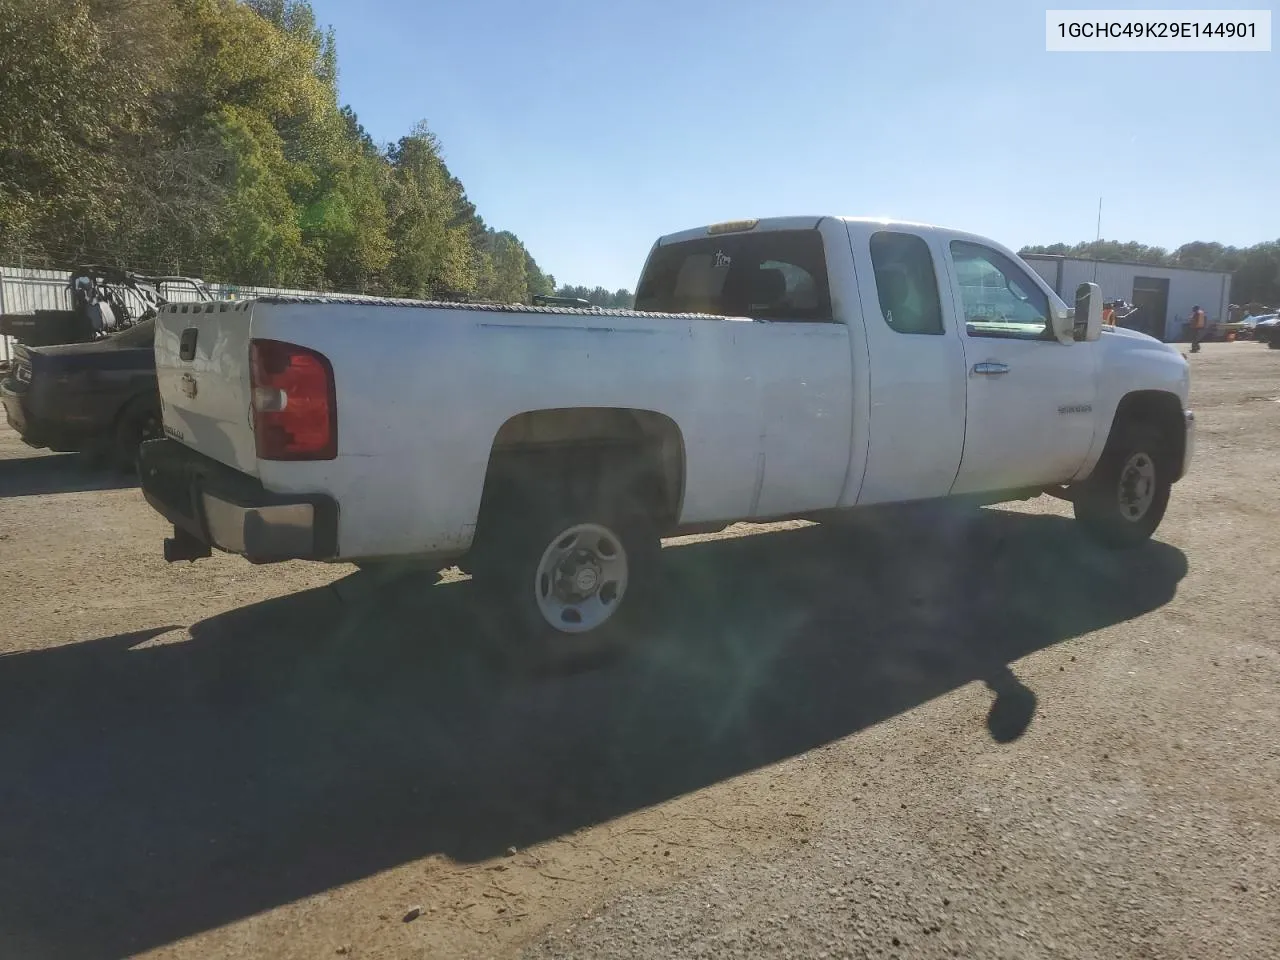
{"left": 0, "top": 0, "right": 618, "bottom": 303}
{"left": 550, "top": 285, "right": 635, "bottom": 309}
{"left": 1019, "top": 239, "right": 1280, "bottom": 309}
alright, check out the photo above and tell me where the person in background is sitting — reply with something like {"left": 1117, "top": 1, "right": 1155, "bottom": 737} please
{"left": 1102, "top": 301, "right": 1116, "bottom": 326}
{"left": 1190, "top": 305, "right": 1206, "bottom": 353}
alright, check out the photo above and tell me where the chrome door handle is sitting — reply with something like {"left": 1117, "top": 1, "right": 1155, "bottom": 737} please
{"left": 972, "top": 361, "right": 1010, "bottom": 376}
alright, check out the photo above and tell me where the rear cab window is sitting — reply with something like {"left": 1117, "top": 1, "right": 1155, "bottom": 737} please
{"left": 634, "top": 229, "right": 833, "bottom": 322}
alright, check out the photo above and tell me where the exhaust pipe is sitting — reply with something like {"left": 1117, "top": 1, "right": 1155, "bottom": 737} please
{"left": 163, "top": 527, "right": 212, "bottom": 562}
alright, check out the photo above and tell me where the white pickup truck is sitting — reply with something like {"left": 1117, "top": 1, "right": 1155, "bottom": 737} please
{"left": 140, "top": 216, "right": 1194, "bottom": 665}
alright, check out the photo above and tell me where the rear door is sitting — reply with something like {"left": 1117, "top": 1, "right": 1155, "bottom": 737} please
{"left": 634, "top": 225, "right": 853, "bottom": 518}
{"left": 154, "top": 301, "right": 258, "bottom": 474}
{"left": 944, "top": 239, "right": 1098, "bottom": 494}
{"left": 845, "top": 224, "right": 968, "bottom": 505}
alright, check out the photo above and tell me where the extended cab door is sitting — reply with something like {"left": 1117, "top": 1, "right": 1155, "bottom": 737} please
{"left": 944, "top": 239, "right": 1099, "bottom": 494}
{"left": 634, "top": 222, "right": 853, "bottom": 519}
{"left": 845, "top": 224, "right": 967, "bottom": 505}
{"left": 724, "top": 228, "right": 854, "bottom": 519}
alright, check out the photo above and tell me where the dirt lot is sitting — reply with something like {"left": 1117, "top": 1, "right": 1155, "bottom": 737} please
{"left": 1, "top": 342, "right": 1278, "bottom": 960}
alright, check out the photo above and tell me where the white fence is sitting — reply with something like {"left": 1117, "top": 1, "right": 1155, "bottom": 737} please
{"left": 0, "top": 266, "right": 328, "bottom": 362}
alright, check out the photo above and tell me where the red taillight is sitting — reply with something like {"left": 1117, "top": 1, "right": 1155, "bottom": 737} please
{"left": 249, "top": 339, "right": 337, "bottom": 460}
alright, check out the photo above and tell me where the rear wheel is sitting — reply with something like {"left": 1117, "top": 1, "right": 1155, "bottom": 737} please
{"left": 1073, "top": 422, "right": 1171, "bottom": 549}
{"left": 471, "top": 487, "right": 662, "bottom": 673}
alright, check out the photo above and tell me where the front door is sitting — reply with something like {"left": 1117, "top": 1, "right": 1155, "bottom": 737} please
{"left": 945, "top": 240, "right": 1099, "bottom": 495}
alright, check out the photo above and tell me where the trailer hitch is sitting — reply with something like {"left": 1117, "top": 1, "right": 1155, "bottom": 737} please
{"left": 163, "top": 526, "right": 212, "bottom": 562}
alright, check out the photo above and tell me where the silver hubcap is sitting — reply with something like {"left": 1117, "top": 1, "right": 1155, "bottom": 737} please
{"left": 1118, "top": 452, "right": 1157, "bottom": 521}
{"left": 534, "top": 523, "right": 628, "bottom": 633}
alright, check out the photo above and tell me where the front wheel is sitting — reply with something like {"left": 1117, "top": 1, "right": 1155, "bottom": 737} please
{"left": 472, "top": 496, "right": 662, "bottom": 672}
{"left": 1072, "top": 422, "right": 1171, "bottom": 549}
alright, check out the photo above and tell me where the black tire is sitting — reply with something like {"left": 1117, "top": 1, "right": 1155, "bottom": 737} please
{"left": 470, "top": 484, "right": 662, "bottom": 673}
{"left": 1072, "top": 421, "right": 1171, "bottom": 549}
{"left": 77, "top": 438, "right": 115, "bottom": 469}
{"left": 114, "top": 397, "right": 162, "bottom": 473}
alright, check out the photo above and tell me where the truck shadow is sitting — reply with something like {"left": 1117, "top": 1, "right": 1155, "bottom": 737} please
{"left": 0, "top": 450, "right": 135, "bottom": 498}
{"left": 0, "top": 507, "right": 1187, "bottom": 959}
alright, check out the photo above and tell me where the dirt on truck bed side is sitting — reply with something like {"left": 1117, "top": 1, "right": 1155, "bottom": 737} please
{"left": 0, "top": 341, "right": 1277, "bottom": 960}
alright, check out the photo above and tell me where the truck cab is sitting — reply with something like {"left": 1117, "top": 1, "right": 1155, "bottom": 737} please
{"left": 634, "top": 216, "right": 1191, "bottom": 516}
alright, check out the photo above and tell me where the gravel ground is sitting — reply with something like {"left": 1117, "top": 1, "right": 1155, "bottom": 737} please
{"left": 0, "top": 342, "right": 1277, "bottom": 960}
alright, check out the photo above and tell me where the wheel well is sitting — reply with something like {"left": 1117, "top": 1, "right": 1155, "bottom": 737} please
{"left": 479, "top": 408, "right": 686, "bottom": 529}
{"left": 1109, "top": 391, "right": 1184, "bottom": 470}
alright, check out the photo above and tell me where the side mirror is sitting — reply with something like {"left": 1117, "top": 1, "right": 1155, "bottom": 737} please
{"left": 1070, "top": 281, "right": 1100, "bottom": 343}
{"left": 1050, "top": 300, "right": 1076, "bottom": 344}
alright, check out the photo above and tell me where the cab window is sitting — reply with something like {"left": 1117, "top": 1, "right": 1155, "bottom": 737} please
{"left": 634, "top": 229, "right": 833, "bottom": 322}
{"left": 869, "top": 232, "right": 944, "bottom": 335}
{"left": 950, "top": 241, "right": 1051, "bottom": 339}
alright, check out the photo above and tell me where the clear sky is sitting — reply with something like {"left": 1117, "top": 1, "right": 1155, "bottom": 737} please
{"left": 308, "top": 0, "right": 1278, "bottom": 291}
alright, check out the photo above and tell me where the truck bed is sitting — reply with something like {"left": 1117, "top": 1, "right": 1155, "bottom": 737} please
{"left": 232, "top": 294, "right": 724, "bottom": 322}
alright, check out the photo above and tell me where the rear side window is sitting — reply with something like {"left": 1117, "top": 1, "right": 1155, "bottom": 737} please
{"left": 634, "top": 229, "right": 833, "bottom": 322}
{"left": 869, "top": 232, "right": 944, "bottom": 335}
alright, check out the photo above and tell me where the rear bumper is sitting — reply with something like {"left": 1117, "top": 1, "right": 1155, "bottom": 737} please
{"left": 139, "top": 438, "right": 338, "bottom": 563}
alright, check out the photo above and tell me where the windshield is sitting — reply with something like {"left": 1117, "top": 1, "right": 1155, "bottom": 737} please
{"left": 634, "top": 229, "right": 833, "bottom": 321}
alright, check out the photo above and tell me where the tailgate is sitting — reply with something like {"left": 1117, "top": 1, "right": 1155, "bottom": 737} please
{"left": 155, "top": 301, "right": 258, "bottom": 475}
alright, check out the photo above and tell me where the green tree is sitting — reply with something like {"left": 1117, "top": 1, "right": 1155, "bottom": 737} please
{"left": 553, "top": 284, "right": 635, "bottom": 308}
{"left": 524, "top": 249, "right": 555, "bottom": 300}
{"left": 385, "top": 123, "right": 475, "bottom": 297}
{"left": 0, "top": 0, "right": 568, "bottom": 303}
{"left": 476, "top": 230, "right": 532, "bottom": 303}
{"left": 1232, "top": 242, "right": 1280, "bottom": 306}
{"left": 0, "top": 0, "right": 181, "bottom": 261}
{"left": 209, "top": 107, "right": 306, "bottom": 283}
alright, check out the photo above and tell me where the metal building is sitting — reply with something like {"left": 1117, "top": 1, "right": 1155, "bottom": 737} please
{"left": 1021, "top": 255, "right": 1231, "bottom": 342}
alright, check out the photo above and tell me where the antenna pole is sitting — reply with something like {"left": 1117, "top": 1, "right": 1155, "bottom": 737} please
{"left": 1093, "top": 197, "right": 1103, "bottom": 282}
